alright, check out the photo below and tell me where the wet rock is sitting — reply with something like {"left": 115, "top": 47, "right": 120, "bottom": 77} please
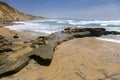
{"left": 103, "top": 31, "right": 120, "bottom": 35}
{"left": 62, "top": 27, "right": 106, "bottom": 37}
{"left": 62, "top": 27, "right": 120, "bottom": 37}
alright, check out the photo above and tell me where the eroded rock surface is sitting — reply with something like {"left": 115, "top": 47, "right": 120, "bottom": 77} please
{"left": 0, "top": 35, "right": 13, "bottom": 53}
{"left": 1, "top": 38, "right": 120, "bottom": 80}
{"left": 0, "top": 27, "right": 120, "bottom": 78}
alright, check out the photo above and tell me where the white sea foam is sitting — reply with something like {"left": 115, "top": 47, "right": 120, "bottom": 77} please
{"left": 57, "top": 20, "right": 66, "bottom": 24}
{"left": 5, "top": 20, "right": 64, "bottom": 34}
{"left": 66, "top": 20, "right": 120, "bottom": 26}
{"left": 5, "top": 19, "right": 120, "bottom": 36}
{"left": 96, "top": 37, "right": 120, "bottom": 43}
{"left": 25, "top": 19, "right": 120, "bottom": 27}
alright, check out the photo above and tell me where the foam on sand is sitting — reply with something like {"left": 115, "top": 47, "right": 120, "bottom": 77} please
{"left": 96, "top": 37, "right": 120, "bottom": 43}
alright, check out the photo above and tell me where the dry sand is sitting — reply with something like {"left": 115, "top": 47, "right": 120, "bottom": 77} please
{"left": 1, "top": 37, "right": 120, "bottom": 80}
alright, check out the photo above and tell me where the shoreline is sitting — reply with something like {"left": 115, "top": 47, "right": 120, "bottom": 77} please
{"left": 96, "top": 37, "right": 120, "bottom": 44}
{"left": 4, "top": 19, "right": 120, "bottom": 44}
{"left": 0, "top": 27, "right": 37, "bottom": 41}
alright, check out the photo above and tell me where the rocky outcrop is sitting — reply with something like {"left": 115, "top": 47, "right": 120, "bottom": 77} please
{"left": 0, "top": 27, "right": 120, "bottom": 78}
{"left": 0, "top": 35, "right": 53, "bottom": 78}
{"left": 0, "top": 35, "right": 14, "bottom": 77}
{"left": 0, "top": 35, "right": 13, "bottom": 53}
{"left": 62, "top": 27, "right": 106, "bottom": 37}
{"left": 0, "top": 1, "right": 48, "bottom": 78}
{"left": 62, "top": 27, "right": 120, "bottom": 36}
{"left": 0, "top": 59, "right": 29, "bottom": 78}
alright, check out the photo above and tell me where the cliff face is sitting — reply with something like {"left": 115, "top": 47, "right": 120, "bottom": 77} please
{"left": 0, "top": 1, "right": 42, "bottom": 25}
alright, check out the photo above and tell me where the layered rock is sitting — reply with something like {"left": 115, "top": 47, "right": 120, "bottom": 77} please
{"left": 0, "top": 27, "right": 120, "bottom": 78}
{"left": 103, "top": 31, "right": 120, "bottom": 35}
{"left": 62, "top": 27, "right": 106, "bottom": 36}
{"left": 0, "top": 35, "right": 13, "bottom": 53}
{"left": 0, "top": 35, "right": 53, "bottom": 78}
{"left": 62, "top": 27, "right": 120, "bottom": 36}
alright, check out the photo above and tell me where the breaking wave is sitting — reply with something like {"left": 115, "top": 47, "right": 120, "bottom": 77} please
{"left": 5, "top": 19, "right": 120, "bottom": 43}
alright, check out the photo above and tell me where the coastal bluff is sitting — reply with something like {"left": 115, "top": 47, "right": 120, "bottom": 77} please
{"left": 0, "top": 1, "right": 44, "bottom": 26}
{"left": 0, "top": 27, "right": 120, "bottom": 79}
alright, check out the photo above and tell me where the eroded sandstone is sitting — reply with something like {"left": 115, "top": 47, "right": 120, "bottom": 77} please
{"left": 0, "top": 27, "right": 120, "bottom": 78}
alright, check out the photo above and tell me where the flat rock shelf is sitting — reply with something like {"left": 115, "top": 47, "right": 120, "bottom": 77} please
{"left": 0, "top": 27, "right": 120, "bottom": 79}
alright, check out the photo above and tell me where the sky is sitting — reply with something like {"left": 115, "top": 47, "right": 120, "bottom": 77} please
{"left": 2, "top": 0, "right": 120, "bottom": 20}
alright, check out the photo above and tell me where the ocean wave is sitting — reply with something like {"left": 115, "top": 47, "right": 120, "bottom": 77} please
{"left": 27, "top": 19, "right": 120, "bottom": 27}
{"left": 6, "top": 21, "right": 64, "bottom": 34}
{"left": 5, "top": 19, "right": 120, "bottom": 36}
{"left": 96, "top": 37, "right": 120, "bottom": 43}
{"left": 65, "top": 20, "right": 120, "bottom": 26}
{"left": 57, "top": 21, "right": 67, "bottom": 24}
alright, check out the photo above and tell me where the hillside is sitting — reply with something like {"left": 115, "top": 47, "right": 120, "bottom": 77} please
{"left": 0, "top": 1, "right": 44, "bottom": 26}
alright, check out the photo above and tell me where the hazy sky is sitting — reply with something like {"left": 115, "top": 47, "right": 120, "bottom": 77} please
{"left": 3, "top": 0, "right": 120, "bottom": 20}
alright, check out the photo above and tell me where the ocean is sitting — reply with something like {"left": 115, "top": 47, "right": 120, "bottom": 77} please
{"left": 5, "top": 19, "right": 120, "bottom": 43}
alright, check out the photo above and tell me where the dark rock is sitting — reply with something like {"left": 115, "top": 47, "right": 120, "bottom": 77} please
{"left": 62, "top": 27, "right": 106, "bottom": 37}
{"left": 73, "top": 31, "right": 90, "bottom": 38}
{"left": 29, "top": 55, "right": 51, "bottom": 66}
{"left": 103, "top": 31, "right": 120, "bottom": 35}
{"left": 13, "top": 34, "right": 19, "bottom": 39}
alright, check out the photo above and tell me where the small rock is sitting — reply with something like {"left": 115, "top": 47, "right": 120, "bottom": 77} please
{"left": 13, "top": 34, "right": 19, "bottom": 39}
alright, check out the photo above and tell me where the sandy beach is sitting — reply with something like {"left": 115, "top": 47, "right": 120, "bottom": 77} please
{"left": 1, "top": 37, "right": 120, "bottom": 80}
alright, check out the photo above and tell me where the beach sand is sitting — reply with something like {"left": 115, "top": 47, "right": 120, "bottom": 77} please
{"left": 0, "top": 27, "right": 37, "bottom": 41}
{"left": 1, "top": 37, "right": 120, "bottom": 80}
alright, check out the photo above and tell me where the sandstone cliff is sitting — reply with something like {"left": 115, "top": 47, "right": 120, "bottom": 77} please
{"left": 0, "top": 1, "right": 43, "bottom": 26}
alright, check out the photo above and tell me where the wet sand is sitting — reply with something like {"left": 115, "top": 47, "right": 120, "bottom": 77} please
{"left": 0, "top": 27, "right": 37, "bottom": 41}
{"left": 1, "top": 38, "right": 120, "bottom": 80}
